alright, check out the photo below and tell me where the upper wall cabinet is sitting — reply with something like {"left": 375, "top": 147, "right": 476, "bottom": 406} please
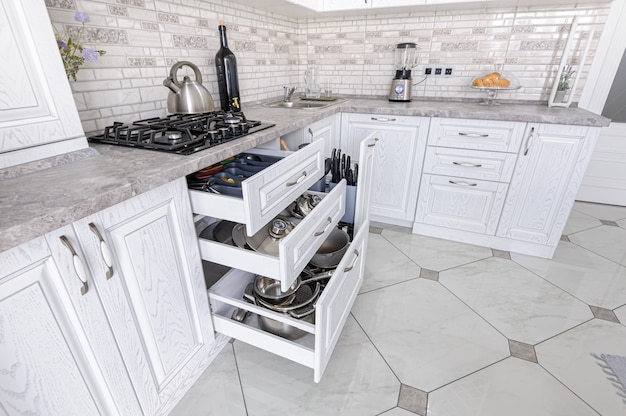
{"left": 322, "top": 0, "right": 371, "bottom": 10}
{"left": 0, "top": 0, "right": 88, "bottom": 170}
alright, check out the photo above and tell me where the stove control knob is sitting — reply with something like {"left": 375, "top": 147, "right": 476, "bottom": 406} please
{"left": 219, "top": 127, "right": 229, "bottom": 139}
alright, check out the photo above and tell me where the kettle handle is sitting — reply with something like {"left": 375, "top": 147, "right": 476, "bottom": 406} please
{"left": 168, "top": 61, "right": 203, "bottom": 87}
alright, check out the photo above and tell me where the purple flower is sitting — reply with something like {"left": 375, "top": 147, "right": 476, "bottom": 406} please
{"left": 74, "top": 12, "right": 90, "bottom": 23}
{"left": 81, "top": 48, "right": 99, "bottom": 63}
{"left": 58, "top": 40, "right": 67, "bottom": 50}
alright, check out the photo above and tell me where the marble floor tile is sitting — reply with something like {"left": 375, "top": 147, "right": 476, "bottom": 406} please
{"left": 440, "top": 257, "right": 592, "bottom": 345}
{"left": 169, "top": 345, "right": 247, "bottom": 416}
{"left": 535, "top": 319, "right": 626, "bottom": 416}
{"left": 380, "top": 408, "right": 419, "bottom": 416}
{"left": 381, "top": 227, "right": 493, "bottom": 271}
{"left": 427, "top": 358, "right": 598, "bottom": 416}
{"left": 615, "top": 305, "right": 626, "bottom": 325}
{"left": 569, "top": 225, "right": 626, "bottom": 266}
{"left": 618, "top": 218, "right": 626, "bottom": 228}
{"left": 233, "top": 316, "right": 400, "bottom": 416}
{"left": 512, "top": 241, "right": 626, "bottom": 310}
{"left": 351, "top": 279, "right": 509, "bottom": 392}
{"left": 361, "top": 233, "right": 421, "bottom": 293}
{"left": 562, "top": 208, "right": 602, "bottom": 235}
{"left": 572, "top": 201, "right": 626, "bottom": 222}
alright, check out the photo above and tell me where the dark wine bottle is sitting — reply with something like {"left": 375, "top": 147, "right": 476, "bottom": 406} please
{"left": 215, "top": 20, "right": 241, "bottom": 113}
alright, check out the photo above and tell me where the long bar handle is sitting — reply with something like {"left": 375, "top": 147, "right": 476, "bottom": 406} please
{"left": 453, "top": 161, "right": 483, "bottom": 168}
{"left": 314, "top": 217, "right": 333, "bottom": 237}
{"left": 59, "top": 235, "right": 89, "bottom": 295}
{"left": 449, "top": 180, "right": 478, "bottom": 187}
{"left": 88, "top": 223, "right": 114, "bottom": 280}
{"left": 370, "top": 117, "right": 396, "bottom": 122}
{"left": 523, "top": 127, "right": 535, "bottom": 156}
{"left": 286, "top": 171, "right": 307, "bottom": 186}
{"left": 343, "top": 249, "right": 360, "bottom": 272}
{"left": 458, "top": 132, "right": 489, "bottom": 137}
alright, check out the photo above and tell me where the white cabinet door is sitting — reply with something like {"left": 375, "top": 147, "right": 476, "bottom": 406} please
{"left": 373, "top": 0, "right": 425, "bottom": 7}
{"left": 75, "top": 178, "right": 215, "bottom": 416}
{"left": 282, "top": 114, "right": 340, "bottom": 157}
{"left": 497, "top": 124, "right": 600, "bottom": 246}
{"left": 0, "top": 238, "right": 117, "bottom": 415}
{"left": 0, "top": 0, "right": 88, "bottom": 169}
{"left": 415, "top": 174, "right": 509, "bottom": 235}
{"left": 341, "top": 113, "right": 430, "bottom": 224}
{"left": 323, "top": 0, "right": 371, "bottom": 10}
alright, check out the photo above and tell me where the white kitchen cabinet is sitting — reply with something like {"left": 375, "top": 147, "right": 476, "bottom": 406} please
{"left": 373, "top": 0, "right": 426, "bottom": 7}
{"left": 427, "top": 117, "right": 525, "bottom": 153}
{"left": 496, "top": 123, "right": 601, "bottom": 248}
{"left": 415, "top": 174, "right": 509, "bottom": 234}
{"left": 72, "top": 178, "right": 215, "bottom": 416}
{"left": 0, "top": 0, "right": 88, "bottom": 170}
{"left": 0, "top": 237, "right": 119, "bottom": 415}
{"left": 281, "top": 113, "right": 340, "bottom": 157}
{"left": 340, "top": 113, "right": 430, "bottom": 225}
{"left": 323, "top": 0, "right": 371, "bottom": 10}
{"left": 196, "top": 133, "right": 377, "bottom": 382}
{"left": 189, "top": 139, "right": 326, "bottom": 237}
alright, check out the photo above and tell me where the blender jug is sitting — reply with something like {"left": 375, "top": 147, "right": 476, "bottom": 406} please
{"left": 388, "top": 43, "right": 420, "bottom": 102}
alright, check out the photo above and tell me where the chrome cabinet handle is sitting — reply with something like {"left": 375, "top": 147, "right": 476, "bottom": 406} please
{"left": 88, "top": 223, "right": 114, "bottom": 280}
{"left": 449, "top": 180, "right": 477, "bottom": 187}
{"left": 308, "top": 127, "right": 313, "bottom": 138}
{"left": 368, "top": 138, "right": 379, "bottom": 147}
{"left": 458, "top": 132, "right": 489, "bottom": 137}
{"left": 453, "top": 161, "right": 483, "bottom": 168}
{"left": 59, "top": 235, "right": 89, "bottom": 295}
{"left": 524, "top": 127, "right": 535, "bottom": 156}
{"left": 314, "top": 217, "right": 333, "bottom": 237}
{"left": 286, "top": 171, "right": 307, "bottom": 186}
{"left": 343, "top": 249, "right": 360, "bottom": 272}
{"left": 370, "top": 117, "right": 396, "bottom": 122}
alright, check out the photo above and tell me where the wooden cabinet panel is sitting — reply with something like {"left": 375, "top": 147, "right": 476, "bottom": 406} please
{"left": 423, "top": 146, "right": 517, "bottom": 182}
{"left": 341, "top": 113, "right": 430, "bottom": 224}
{"left": 428, "top": 117, "right": 525, "bottom": 153}
{"left": 497, "top": 124, "right": 600, "bottom": 246}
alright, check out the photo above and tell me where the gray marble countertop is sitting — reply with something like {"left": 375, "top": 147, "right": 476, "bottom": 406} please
{"left": 0, "top": 98, "right": 610, "bottom": 252}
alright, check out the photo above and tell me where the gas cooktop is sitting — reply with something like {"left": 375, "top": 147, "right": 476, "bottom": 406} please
{"left": 87, "top": 111, "right": 274, "bottom": 155}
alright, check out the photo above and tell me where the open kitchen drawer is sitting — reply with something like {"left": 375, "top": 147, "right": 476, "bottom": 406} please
{"left": 189, "top": 139, "right": 326, "bottom": 236}
{"left": 197, "top": 181, "right": 346, "bottom": 291}
{"left": 207, "top": 221, "right": 369, "bottom": 383}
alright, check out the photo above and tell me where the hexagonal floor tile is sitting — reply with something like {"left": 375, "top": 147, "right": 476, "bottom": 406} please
{"left": 380, "top": 228, "right": 492, "bottom": 271}
{"left": 361, "top": 233, "right": 421, "bottom": 293}
{"left": 427, "top": 358, "right": 598, "bottom": 416}
{"left": 440, "top": 257, "right": 593, "bottom": 345}
{"left": 351, "top": 278, "right": 509, "bottom": 392}
{"left": 512, "top": 241, "right": 626, "bottom": 310}
{"left": 615, "top": 305, "right": 626, "bottom": 325}
{"left": 169, "top": 345, "right": 247, "bottom": 416}
{"left": 233, "top": 316, "right": 400, "bottom": 416}
{"left": 535, "top": 319, "right": 626, "bottom": 416}
{"left": 562, "top": 208, "right": 602, "bottom": 235}
{"left": 572, "top": 201, "right": 626, "bottom": 222}
{"left": 569, "top": 225, "right": 626, "bottom": 266}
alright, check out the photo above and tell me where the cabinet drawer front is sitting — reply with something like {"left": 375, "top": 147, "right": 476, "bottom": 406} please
{"left": 189, "top": 139, "right": 325, "bottom": 236}
{"left": 415, "top": 174, "right": 508, "bottom": 235}
{"left": 198, "top": 181, "right": 346, "bottom": 291}
{"left": 428, "top": 118, "right": 525, "bottom": 153}
{"left": 314, "top": 222, "right": 368, "bottom": 383}
{"left": 423, "top": 146, "right": 517, "bottom": 182}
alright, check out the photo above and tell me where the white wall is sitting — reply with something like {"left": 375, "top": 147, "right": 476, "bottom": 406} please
{"left": 45, "top": 0, "right": 611, "bottom": 136}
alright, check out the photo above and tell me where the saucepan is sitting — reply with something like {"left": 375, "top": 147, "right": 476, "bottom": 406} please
{"left": 310, "top": 227, "right": 350, "bottom": 268}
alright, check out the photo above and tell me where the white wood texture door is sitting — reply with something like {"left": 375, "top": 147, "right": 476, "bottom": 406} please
{"left": 415, "top": 174, "right": 509, "bottom": 235}
{"left": 340, "top": 113, "right": 430, "bottom": 225}
{"left": 0, "top": 238, "right": 117, "bottom": 415}
{"left": 497, "top": 123, "right": 600, "bottom": 246}
{"left": 0, "top": 0, "right": 88, "bottom": 169}
{"left": 75, "top": 178, "right": 215, "bottom": 416}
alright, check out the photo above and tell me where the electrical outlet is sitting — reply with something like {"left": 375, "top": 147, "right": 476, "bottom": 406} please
{"left": 423, "top": 65, "right": 455, "bottom": 77}
{"left": 434, "top": 67, "right": 443, "bottom": 76}
{"left": 444, "top": 66, "right": 455, "bottom": 77}
{"left": 424, "top": 66, "right": 433, "bottom": 76}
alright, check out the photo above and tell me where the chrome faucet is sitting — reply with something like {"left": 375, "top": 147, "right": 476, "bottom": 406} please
{"left": 283, "top": 86, "right": 296, "bottom": 102}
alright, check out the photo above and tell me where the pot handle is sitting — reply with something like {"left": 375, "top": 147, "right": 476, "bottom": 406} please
{"left": 169, "top": 60, "right": 203, "bottom": 87}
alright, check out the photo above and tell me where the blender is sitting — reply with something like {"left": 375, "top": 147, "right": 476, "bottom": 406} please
{"left": 388, "top": 43, "right": 420, "bottom": 102}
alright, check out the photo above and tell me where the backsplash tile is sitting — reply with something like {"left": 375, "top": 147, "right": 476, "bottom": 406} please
{"left": 45, "top": 0, "right": 611, "bottom": 135}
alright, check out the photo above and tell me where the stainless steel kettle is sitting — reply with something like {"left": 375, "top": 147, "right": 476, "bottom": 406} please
{"left": 163, "top": 61, "right": 215, "bottom": 114}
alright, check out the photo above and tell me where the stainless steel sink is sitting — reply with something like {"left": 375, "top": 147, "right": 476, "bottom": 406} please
{"left": 264, "top": 99, "right": 343, "bottom": 109}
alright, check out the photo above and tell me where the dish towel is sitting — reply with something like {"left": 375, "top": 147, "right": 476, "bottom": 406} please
{"left": 594, "top": 353, "right": 626, "bottom": 403}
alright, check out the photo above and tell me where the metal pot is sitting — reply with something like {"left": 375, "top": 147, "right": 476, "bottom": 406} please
{"left": 310, "top": 227, "right": 350, "bottom": 268}
{"left": 163, "top": 61, "right": 215, "bottom": 114}
{"left": 253, "top": 275, "right": 301, "bottom": 305}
